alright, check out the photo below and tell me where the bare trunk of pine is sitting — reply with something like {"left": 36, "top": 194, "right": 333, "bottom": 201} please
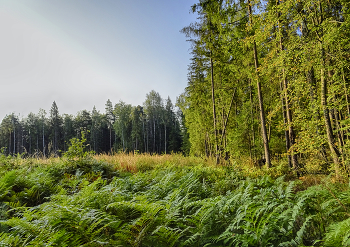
{"left": 277, "top": 0, "right": 296, "bottom": 171}
{"left": 248, "top": 0, "right": 271, "bottom": 167}
{"left": 109, "top": 127, "right": 112, "bottom": 154}
{"left": 164, "top": 124, "right": 166, "bottom": 154}
{"left": 29, "top": 130, "right": 32, "bottom": 155}
{"left": 210, "top": 57, "right": 219, "bottom": 165}
{"left": 9, "top": 132, "right": 11, "bottom": 155}
{"left": 143, "top": 118, "right": 146, "bottom": 152}
{"left": 220, "top": 89, "right": 235, "bottom": 148}
{"left": 159, "top": 121, "right": 161, "bottom": 154}
{"left": 13, "top": 125, "right": 15, "bottom": 154}
{"left": 318, "top": 2, "right": 341, "bottom": 178}
{"left": 122, "top": 129, "right": 125, "bottom": 152}
{"left": 321, "top": 64, "right": 341, "bottom": 178}
{"left": 205, "top": 132, "right": 209, "bottom": 157}
{"left": 43, "top": 124, "right": 45, "bottom": 157}
{"left": 342, "top": 69, "right": 350, "bottom": 116}
{"left": 281, "top": 59, "right": 298, "bottom": 171}
{"left": 153, "top": 119, "right": 155, "bottom": 153}
{"left": 280, "top": 80, "right": 292, "bottom": 168}
{"left": 249, "top": 79, "right": 256, "bottom": 161}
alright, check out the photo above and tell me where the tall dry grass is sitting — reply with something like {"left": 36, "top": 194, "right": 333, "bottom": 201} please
{"left": 94, "top": 153, "right": 216, "bottom": 173}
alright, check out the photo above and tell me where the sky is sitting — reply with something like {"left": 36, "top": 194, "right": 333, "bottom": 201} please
{"left": 0, "top": 0, "right": 198, "bottom": 120}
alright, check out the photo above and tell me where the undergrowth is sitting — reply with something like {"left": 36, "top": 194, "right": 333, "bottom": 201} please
{"left": 0, "top": 148, "right": 349, "bottom": 246}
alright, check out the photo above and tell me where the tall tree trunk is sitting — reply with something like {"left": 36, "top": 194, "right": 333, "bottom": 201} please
{"left": 205, "top": 132, "right": 209, "bottom": 157}
{"left": 55, "top": 127, "right": 57, "bottom": 155}
{"left": 122, "top": 129, "right": 125, "bottom": 152}
{"left": 136, "top": 136, "right": 138, "bottom": 152}
{"left": 341, "top": 68, "right": 350, "bottom": 116}
{"left": 29, "top": 130, "right": 32, "bottom": 155}
{"left": 36, "top": 135, "right": 38, "bottom": 158}
{"left": 280, "top": 80, "right": 292, "bottom": 168}
{"left": 109, "top": 127, "right": 112, "bottom": 154}
{"left": 210, "top": 57, "right": 219, "bottom": 164}
{"left": 220, "top": 89, "right": 235, "bottom": 148}
{"left": 21, "top": 130, "right": 24, "bottom": 154}
{"left": 153, "top": 117, "right": 156, "bottom": 153}
{"left": 146, "top": 121, "right": 149, "bottom": 153}
{"left": 9, "top": 131, "right": 11, "bottom": 155}
{"left": 13, "top": 124, "right": 15, "bottom": 154}
{"left": 159, "top": 121, "right": 161, "bottom": 154}
{"left": 43, "top": 123, "right": 45, "bottom": 157}
{"left": 143, "top": 117, "right": 146, "bottom": 153}
{"left": 249, "top": 79, "right": 256, "bottom": 161}
{"left": 321, "top": 65, "right": 341, "bottom": 178}
{"left": 248, "top": 0, "right": 271, "bottom": 167}
{"left": 164, "top": 123, "right": 167, "bottom": 154}
{"left": 280, "top": 44, "right": 298, "bottom": 171}
{"left": 318, "top": 2, "right": 341, "bottom": 179}
{"left": 277, "top": 0, "right": 296, "bottom": 171}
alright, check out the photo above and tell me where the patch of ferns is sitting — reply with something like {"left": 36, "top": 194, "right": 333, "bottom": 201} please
{"left": 0, "top": 159, "right": 349, "bottom": 246}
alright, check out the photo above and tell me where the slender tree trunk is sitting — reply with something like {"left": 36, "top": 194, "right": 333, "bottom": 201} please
{"left": 13, "top": 124, "right": 15, "bottom": 154}
{"left": 280, "top": 80, "right": 292, "bottom": 168}
{"left": 334, "top": 109, "right": 344, "bottom": 149}
{"left": 122, "top": 129, "right": 125, "bottom": 152}
{"left": 159, "top": 121, "right": 161, "bottom": 154}
{"left": 21, "top": 130, "right": 24, "bottom": 154}
{"left": 9, "top": 132, "right": 11, "bottom": 155}
{"left": 36, "top": 135, "right": 38, "bottom": 158}
{"left": 321, "top": 71, "right": 341, "bottom": 177}
{"left": 277, "top": 0, "right": 296, "bottom": 171}
{"left": 55, "top": 127, "right": 57, "bottom": 155}
{"left": 205, "top": 132, "right": 209, "bottom": 157}
{"left": 146, "top": 121, "right": 149, "bottom": 153}
{"left": 136, "top": 136, "right": 138, "bottom": 152}
{"left": 210, "top": 57, "right": 219, "bottom": 164}
{"left": 248, "top": 0, "right": 271, "bottom": 167}
{"left": 249, "top": 79, "right": 256, "bottom": 161}
{"left": 220, "top": 89, "right": 235, "bottom": 148}
{"left": 109, "top": 126, "right": 112, "bottom": 154}
{"left": 29, "top": 130, "right": 32, "bottom": 155}
{"left": 341, "top": 68, "right": 350, "bottom": 116}
{"left": 280, "top": 48, "right": 298, "bottom": 171}
{"left": 320, "top": 60, "right": 341, "bottom": 178}
{"left": 143, "top": 117, "right": 146, "bottom": 153}
{"left": 318, "top": 2, "right": 341, "bottom": 178}
{"left": 153, "top": 117, "right": 156, "bottom": 153}
{"left": 43, "top": 123, "right": 45, "bottom": 157}
{"left": 164, "top": 123, "right": 167, "bottom": 154}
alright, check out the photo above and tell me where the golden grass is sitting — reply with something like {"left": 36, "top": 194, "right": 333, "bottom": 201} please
{"left": 4, "top": 153, "right": 345, "bottom": 189}
{"left": 94, "top": 153, "right": 216, "bottom": 173}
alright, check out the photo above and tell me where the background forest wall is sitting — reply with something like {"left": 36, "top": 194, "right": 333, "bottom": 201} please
{"left": 0, "top": 90, "right": 184, "bottom": 156}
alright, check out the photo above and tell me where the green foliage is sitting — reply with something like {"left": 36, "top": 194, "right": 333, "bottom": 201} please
{"left": 0, "top": 156, "right": 349, "bottom": 246}
{"left": 64, "top": 131, "right": 95, "bottom": 161}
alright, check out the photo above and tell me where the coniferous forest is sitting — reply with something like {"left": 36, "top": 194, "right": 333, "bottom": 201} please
{"left": 0, "top": 90, "right": 183, "bottom": 156}
{"left": 1, "top": 0, "right": 350, "bottom": 246}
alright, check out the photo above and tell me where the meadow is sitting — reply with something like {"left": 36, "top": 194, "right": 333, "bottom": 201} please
{"left": 0, "top": 149, "right": 349, "bottom": 246}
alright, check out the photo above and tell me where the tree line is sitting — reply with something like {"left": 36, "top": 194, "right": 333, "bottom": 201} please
{"left": 0, "top": 90, "right": 183, "bottom": 156}
{"left": 179, "top": 0, "right": 350, "bottom": 177}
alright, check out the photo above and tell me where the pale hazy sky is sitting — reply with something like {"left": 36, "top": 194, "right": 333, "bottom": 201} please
{"left": 0, "top": 0, "right": 198, "bottom": 119}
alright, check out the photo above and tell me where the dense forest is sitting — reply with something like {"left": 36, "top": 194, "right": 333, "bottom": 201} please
{"left": 178, "top": 0, "right": 350, "bottom": 178}
{"left": 1, "top": 0, "right": 350, "bottom": 246}
{"left": 0, "top": 90, "right": 183, "bottom": 156}
{"left": 2, "top": 0, "right": 350, "bottom": 180}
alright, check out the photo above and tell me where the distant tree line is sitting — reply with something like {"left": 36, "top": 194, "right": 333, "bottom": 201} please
{"left": 180, "top": 0, "right": 350, "bottom": 177}
{"left": 0, "top": 90, "right": 184, "bottom": 156}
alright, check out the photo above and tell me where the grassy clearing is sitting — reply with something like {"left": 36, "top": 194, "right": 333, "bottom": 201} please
{"left": 0, "top": 153, "right": 349, "bottom": 246}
